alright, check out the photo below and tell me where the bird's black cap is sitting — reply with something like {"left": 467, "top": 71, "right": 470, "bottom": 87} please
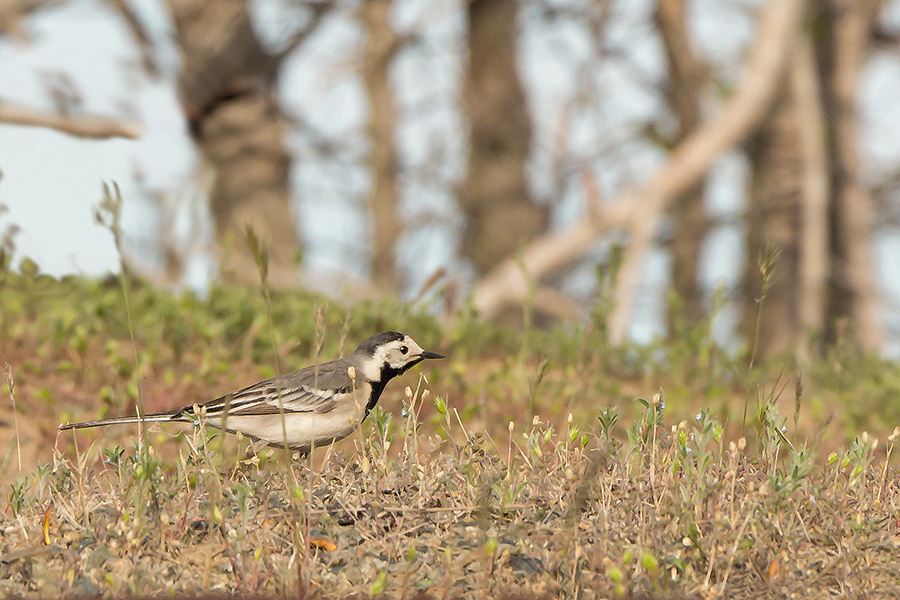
{"left": 354, "top": 331, "right": 406, "bottom": 356}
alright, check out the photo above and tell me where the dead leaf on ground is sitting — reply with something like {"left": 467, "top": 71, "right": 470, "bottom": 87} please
{"left": 41, "top": 506, "right": 51, "bottom": 546}
{"left": 310, "top": 537, "right": 337, "bottom": 552}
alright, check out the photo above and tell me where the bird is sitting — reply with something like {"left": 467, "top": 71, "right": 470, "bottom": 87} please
{"left": 59, "top": 331, "right": 444, "bottom": 453}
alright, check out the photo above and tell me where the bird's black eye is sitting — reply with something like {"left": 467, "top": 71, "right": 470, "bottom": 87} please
{"left": 399, "top": 345, "right": 409, "bottom": 355}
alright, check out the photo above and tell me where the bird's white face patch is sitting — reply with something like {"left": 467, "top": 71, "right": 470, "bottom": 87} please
{"left": 383, "top": 336, "right": 425, "bottom": 369}
{"left": 359, "top": 335, "right": 426, "bottom": 380}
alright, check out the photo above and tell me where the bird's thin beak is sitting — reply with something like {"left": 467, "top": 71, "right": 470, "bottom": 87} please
{"left": 420, "top": 350, "right": 445, "bottom": 360}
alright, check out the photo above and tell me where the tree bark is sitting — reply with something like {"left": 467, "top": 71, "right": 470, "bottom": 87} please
{"left": 461, "top": 0, "right": 548, "bottom": 276}
{"left": 656, "top": 0, "right": 707, "bottom": 330}
{"left": 167, "top": 0, "right": 300, "bottom": 287}
{"left": 361, "top": 0, "right": 400, "bottom": 292}
{"left": 739, "top": 0, "right": 887, "bottom": 360}
{"left": 741, "top": 86, "right": 804, "bottom": 359}
{"left": 816, "top": 0, "right": 884, "bottom": 351}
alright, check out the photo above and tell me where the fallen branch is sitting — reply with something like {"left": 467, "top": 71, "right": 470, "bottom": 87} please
{"left": 470, "top": 0, "right": 804, "bottom": 343}
{"left": 533, "top": 286, "right": 583, "bottom": 321}
{"left": 0, "top": 101, "right": 142, "bottom": 139}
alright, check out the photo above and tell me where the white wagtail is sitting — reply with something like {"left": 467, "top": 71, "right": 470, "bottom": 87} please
{"left": 59, "top": 331, "right": 444, "bottom": 452}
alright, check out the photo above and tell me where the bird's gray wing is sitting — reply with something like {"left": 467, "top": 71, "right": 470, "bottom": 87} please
{"left": 196, "top": 359, "right": 356, "bottom": 417}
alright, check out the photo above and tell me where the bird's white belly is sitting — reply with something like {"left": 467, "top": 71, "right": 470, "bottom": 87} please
{"left": 207, "top": 408, "right": 364, "bottom": 449}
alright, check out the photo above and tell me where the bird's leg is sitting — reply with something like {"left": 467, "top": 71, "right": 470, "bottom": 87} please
{"left": 247, "top": 438, "right": 270, "bottom": 458}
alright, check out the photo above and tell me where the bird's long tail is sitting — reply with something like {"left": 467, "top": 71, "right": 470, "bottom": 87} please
{"left": 59, "top": 409, "right": 185, "bottom": 431}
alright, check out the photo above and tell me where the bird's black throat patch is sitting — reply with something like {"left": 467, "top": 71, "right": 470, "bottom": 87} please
{"left": 366, "top": 380, "right": 387, "bottom": 416}
{"left": 364, "top": 358, "right": 424, "bottom": 416}
{"left": 381, "top": 358, "right": 423, "bottom": 382}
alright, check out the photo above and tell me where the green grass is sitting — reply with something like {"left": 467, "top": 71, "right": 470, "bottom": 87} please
{"left": 3, "top": 269, "right": 900, "bottom": 597}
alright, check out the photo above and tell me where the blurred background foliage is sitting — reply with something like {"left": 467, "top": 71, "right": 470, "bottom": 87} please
{"left": 1, "top": 0, "right": 900, "bottom": 479}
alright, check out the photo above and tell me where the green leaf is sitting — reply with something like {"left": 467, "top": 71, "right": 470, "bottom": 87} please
{"left": 370, "top": 570, "right": 387, "bottom": 596}
{"left": 640, "top": 551, "right": 658, "bottom": 571}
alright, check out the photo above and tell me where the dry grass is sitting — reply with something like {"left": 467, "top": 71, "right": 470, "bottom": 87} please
{"left": 3, "top": 384, "right": 900, "bottom": 599}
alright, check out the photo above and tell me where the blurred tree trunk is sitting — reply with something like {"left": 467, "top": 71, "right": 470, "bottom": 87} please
{"left": 656, "top": 0, "right": 708, "bottom": 331}
{"left": 816, "top": 0, "right": 884, "bottom": 350}
{"left": 461, "top": 0, "right": 548, "bottom": 276}
{"left": 792, "top": 33, "right": 830, "bottom": 362}
{"left": 361, "top": 0, "right": 400, "bottom": 292}
{"left": 741, "top": 87, "right": 803, "bottom": 359}
{"left": 741, "top": 1, "right": 886, "bottom": 359}
{"left": 167, "top": 0, "right": 300, "bottom": 287}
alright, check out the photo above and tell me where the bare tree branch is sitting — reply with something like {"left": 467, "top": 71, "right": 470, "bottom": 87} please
{"left": 0, "top": 100, "right": 142, "bottom": 139}
{"left": 606, "top": 0, "right": 804, "bottom": 344}
{"left": 470, "top": 0, "right": 805, "bottom": 331}
{"left": 532, "top": 286, "right": 582, "bottom": 321}
{"left": 871, "top": 24, "right": 900, "bottom": 50}
{"left": 275, "top": 0, "right": 332, "bottom": 61}
{"left": 471, "top": 179, "right": 630, "bottom": 320}
{"left": 0, "top": 0, "right": 61, "bottom": 37}
{"left": 108, "top": 0, "right": 161, "bottom": 77}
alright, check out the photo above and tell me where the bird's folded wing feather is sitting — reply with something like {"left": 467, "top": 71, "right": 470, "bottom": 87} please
{"left": 197, "top": 360, "right": 357, "bottom": 416}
